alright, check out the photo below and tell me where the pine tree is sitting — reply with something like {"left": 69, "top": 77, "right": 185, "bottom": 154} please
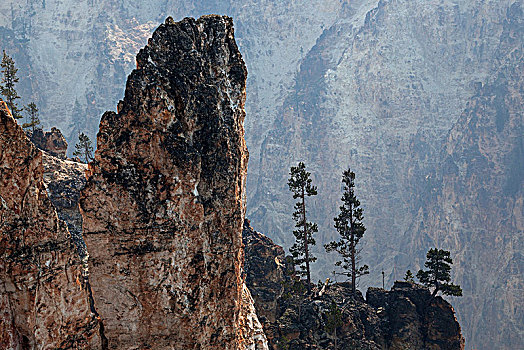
{"left": 324, "top": 301, "right": 343, "bottom": 350}
{"left": 22, "top": 102, "right": 41, "bottom": 133}
{"left": 404, "top": 270, "right": 415, "bottom": 283}
{"left": 73, "top": 132, "right": 94, "bottom": 163}
{"left": 325, "top": 167, "right": 368, "bottom": 295}
{"left": 288, "top": 162, "right": 317, "bottom": 291}
{"left": 0, "top": 50, "right": 22, "bottom": 119}
{"left": 417, "top": 248, "right": 463, "bottom": 297}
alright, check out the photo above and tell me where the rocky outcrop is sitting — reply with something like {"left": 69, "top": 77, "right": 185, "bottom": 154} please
{"left": 41, "top": 152, "right": 88, "bottom": 258}
{"left": 367, "top": 282, "right": 464, "bottom": 350}
{"left": 243, "top": 220, "right": 287, "bottom": 324}
{"left": 0, "top": 102, "right": 101, "bottom": 349}
{"left": 244, "top": 224, "right": 464, "bottom": 350}
{"left": 79, "top": 16, "right": 266, "bottom": 349}
{"left": 29, "top": 127, "right": 68, "bottom": 159}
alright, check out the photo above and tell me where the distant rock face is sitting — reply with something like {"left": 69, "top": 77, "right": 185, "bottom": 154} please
{"left": 79, "top": 16, "right": 266, "bottom": 349}
{"left": 0, "top": 102, "right": 101, "bottom": 349}
{"left": 244, "top": 225, "right": 464, "bottom": 350}
{"left": 248, "top": 1, "right": 522, "bottom": 349}
{"left": 29, "top": 127, "right": 68, "bottom": 159}
{"left": 404, "top": 3, "right": 524, "bottom": 348}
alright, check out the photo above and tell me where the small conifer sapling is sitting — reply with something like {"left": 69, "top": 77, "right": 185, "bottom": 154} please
{"left": 0, "top": 50, "right": 22, "bottom": 119}
{"left": 404, "top": 270, "right": 415, "bottom": 283}
{"left": 22, "top": 102, "right": 41, "bottom": 132}
{"left": 73, "top": 132, "right": 94, "bottom": 163}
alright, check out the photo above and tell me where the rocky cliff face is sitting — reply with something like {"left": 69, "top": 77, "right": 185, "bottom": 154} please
{"left": 244, "top": 223, "right": 464, "bottom": 350}
{"left": 403, "top": 3, "right": 523, "bottom": 348}
{"left": 0, "top": 102, "right": 101, "bottom": 349}
{"left": 247, "top": 1, "right": 522, "bottom": 349}
{"left": 78, "top": 15, "right": 266, "bottom": 349}
{"left": 1, "top": 1, "right": 521, "bottom": 348}
{"left": 28, "top": 127, "right": 68, "bottom": 159}
{"left": 41, "top": 152, "right": 88, "bottom": 259}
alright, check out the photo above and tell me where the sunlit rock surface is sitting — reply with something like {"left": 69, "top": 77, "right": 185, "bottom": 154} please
{"left": 0, "top": 102, "right": 102, "bottom": 349}
{"left": 79, "top": 16, "right": 266, "bottom": 349}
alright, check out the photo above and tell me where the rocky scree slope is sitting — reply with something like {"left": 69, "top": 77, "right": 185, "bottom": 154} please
{"left": 0, "top": 102, "right": 102, "bottom": 349}
{"left": 243, "top": 221, "right": 464, "bottom": 350}
{"left": 78, "top": 15, "right": 266, "bottom": 349}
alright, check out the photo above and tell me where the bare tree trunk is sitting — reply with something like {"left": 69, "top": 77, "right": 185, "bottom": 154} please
{"left": 350, "top": 204, "right": 356, "bottom": 295}
{"left": 302, "top": 187, "right": 311, "bottom": 291}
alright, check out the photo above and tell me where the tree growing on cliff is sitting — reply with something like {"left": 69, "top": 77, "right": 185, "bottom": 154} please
{"left": 288, "top": 162, "right": 318, "bottom": 291}
{"left": 324, "top": 301, "right": 343, "bottom": 349}
{"left": 417, "top": 248, "right": 462, "bottom": 297}
{"left": 404, "top": 270, "right": 415, "bottom": 283}
{"left": 22, "top": 102, "right": 41, "bottom": 133}
{"left": 0, "top": 50, "right": 22, "bottom": 119}
{"left": 73, "top": 132, "right": 94, "bottom": 163}
{"left": 325, "top": 167, "right": 368, "bottom": 295}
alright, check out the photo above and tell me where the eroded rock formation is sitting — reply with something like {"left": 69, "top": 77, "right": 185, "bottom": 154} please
{"left": 0, "top": 102, "right": 101, "bottom": 349}
{"left": 41, "top": 152, "right": 88, "bottom": 259}
{"left": 29, "top": 127, "right": 68, "bottom": 159}
{"left": 244, "top": 223, "right": 464, "bottom": 350}
{"left": 79, "top": 15, "right": 266, "bottom": 349}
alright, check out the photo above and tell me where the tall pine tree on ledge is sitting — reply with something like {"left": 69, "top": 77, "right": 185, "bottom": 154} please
{"left": 0, "top": 50, "right": 22, "bottom": 119}
{"left": 417, "top": 248, "right": 462, "bottom": 297}
{"left": 288, "top": 162, "right": 318, "bottom": 291}
{"left": 325, "top": 167, "right": 368, "bottom": 295}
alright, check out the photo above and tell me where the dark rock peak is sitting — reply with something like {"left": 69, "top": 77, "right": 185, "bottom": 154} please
{"left": 244, "top": 222, "right": 464, "bottom": 350}
{"left": 28, "top": 127, "right": 68, "bottom": 159}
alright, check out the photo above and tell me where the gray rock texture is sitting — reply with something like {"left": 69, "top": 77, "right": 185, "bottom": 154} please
{"left": 0, "top": 1, "right": 521, "bottom": 348}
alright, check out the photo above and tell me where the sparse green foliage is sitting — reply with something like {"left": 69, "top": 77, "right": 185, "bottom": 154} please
{"left": 417, "top": 248, "right": 462, "bottom": 297}
{"left": 288, "top": 162, "right": 317, "bottom": 291}
{"left": 404, "top": 270, "right": 415, "bottom": 283}
{"left": 324, "top": 301, "right": 343, "bottom": 349}
{"left": 277, "top": 335, "right": 291, "bottom": 350}
{"left": 325, "top": 167, "right": 368, "bottom": 295}
{"left": 22, "top": 102, "right": 41, "bottom": 132}
{"left": 73, "top": 132, "right": 94, "bottom": 163}
{"left": 0, "top": 50, "right": 22, "bottom": 119}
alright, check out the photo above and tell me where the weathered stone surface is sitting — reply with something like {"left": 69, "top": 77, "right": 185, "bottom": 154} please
{"left": 244, "top": 224, "right": 464, "bottom": 350}
{"left": 368, "top": 282, "right": 464, "bottom": 350}
{"left": 79, "top": 15, "right": 266, "bottom": 349}
{"left": 239, "top": 283, "right": 270, "bottom": 350}
{"left": 0, "top": 102, "right": 101, "bottom": 349}
{"left": 41, "top": 152, "right": 88, "bottom": 258}
{"left": 243, "top": 220, "right": 286, "bottom": 325}
{"left": 29, "top": 127, "right": 68, "bottom": 159}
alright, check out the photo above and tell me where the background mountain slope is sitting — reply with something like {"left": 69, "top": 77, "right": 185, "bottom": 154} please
{"left": 0, "top": 1, "right": 521, "bottom": 349}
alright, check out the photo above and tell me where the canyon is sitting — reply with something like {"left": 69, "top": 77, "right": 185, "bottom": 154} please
{"left": 0, "top": 1, "right": 522, "bottom": 348}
